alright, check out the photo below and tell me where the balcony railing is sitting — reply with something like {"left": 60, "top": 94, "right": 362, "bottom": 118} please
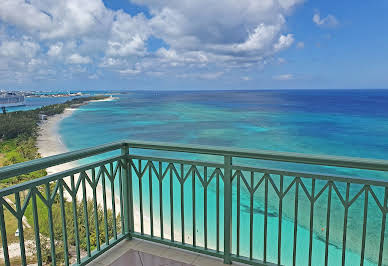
{"left": 0, "top": 140, "right": 387, "bottom": 266}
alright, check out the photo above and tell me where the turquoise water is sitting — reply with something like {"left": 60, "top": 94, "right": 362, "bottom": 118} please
{"left": 60, "top": 90, "right": 388, "bottom": 265}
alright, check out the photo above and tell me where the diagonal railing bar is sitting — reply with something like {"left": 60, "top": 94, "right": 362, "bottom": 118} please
{"left": 20, "top": 187, "right": 33, "bottom": 216}
{"left": 283, "top": 177, "right": 297, "bottom": 198}
{"left": 206, "top": 167, "right": 221, "bottom": 186}
{"left": 331, "top": 182, "right": 346, "bottom": 207}
{"left": 49, "top": 179, "right": 61, "bottom": 203}
{"left": 298, "top": 178, "right": 313, "bottom": 202}
{"left": 313, "top": 181, "right": 330, "bottom": 202}
{"left": 268, "top": 175, "right": 281, "bottom": 198}
{"left": 252, "top": 173, "right": 267, "bottom": 194}
{"left": 34, "top": 188, "right": 48, "bottom": 207}
{"left": 239, "top": 171, "right": 253, "bottom": 194}
{"left": 0, "top": 198, "right": 18, "bottom": 218}
{"left": 62, "top": 178, "right": 74, "bottom": 197}
{"left": 348, "top": 185, "right": 368, "bottom": 207}
{"left": 367, "top": 186, "right": 385, "bottom": 213}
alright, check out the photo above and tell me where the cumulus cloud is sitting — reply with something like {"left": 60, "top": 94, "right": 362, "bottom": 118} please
{"left": 313, "top": 12, "right": 339, "bottom": 28}
{"left": 67, "top": 54, "right": 91, "bottom": 64}
{"left": 47, "top": 43, "right": 64, "bottom": 57}
{"left": 106, "top": 11, "right": 151, "bottom": 57}
{"left": 0, "top": 40, "right": 39, "bottom": 58}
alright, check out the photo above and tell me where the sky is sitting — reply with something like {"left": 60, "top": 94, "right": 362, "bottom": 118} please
{"left": 0, "top": 0, "right": 387, "bottom": 90}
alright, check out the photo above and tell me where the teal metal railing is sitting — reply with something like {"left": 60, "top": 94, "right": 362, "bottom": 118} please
{"left": 0, "top": 140, "right": 387, "bottom": 266}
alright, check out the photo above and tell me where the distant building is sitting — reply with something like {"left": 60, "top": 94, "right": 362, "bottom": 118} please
{"left": 38, "top": 114, "right": 48, "bottom": 120}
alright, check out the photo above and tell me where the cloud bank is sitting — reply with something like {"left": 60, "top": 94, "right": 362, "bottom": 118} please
{"left": 0, "top": 0, "right": 304, "bottom": 84}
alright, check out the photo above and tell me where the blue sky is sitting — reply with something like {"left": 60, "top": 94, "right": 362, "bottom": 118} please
{"left": 0, "top": 0, "right": 387, "bottom": 90}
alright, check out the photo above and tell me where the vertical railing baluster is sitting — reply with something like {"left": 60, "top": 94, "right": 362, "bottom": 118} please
{"left": 341, "top": 183, "right": 350, "bottom": 266}
{"left": 31, "top": 189, "right": 42, "bottom": 266}
{"left": 224, "top": 155, "right": 232, "bottom": 264}
{"left": 181, "top": 164, "right": 185, "bottom": 244}
{"left": 324, "top": 182, "right": 332, "bottom": 266}
{"left": 149, "top": 164, "right": 154, "bottom": 237}
{"left": 204, "top": 167, "right": 208, "bottom": 249}
{"left": 121, "top": 144, "right": 133, "bottom": 239}
{"left": 192, "top": 167, "right": 196, "bottom": 246}
{"left": 92, "top": 168, "right": 101, "bottom": 250}
{"left": 70, "top": 175, "right": 81, "bottom": 264}
{"left": 118, "top": 164, "right": 125, "bottom": 236}
{"left": 278, "top": 175, "right": 284, "bottom": 265}
{"left": 59, "top": 181, "right": 69, "bottom": 265}
{"left": 308, "top": 179, "right": 315, "bottom": 266}
{"left": 82, "top": 177, "right": 91, "bottom": 257}
{"left": 139, "top": 161, "right": 144, "bottom": 235}
{"left": 292, "top": 178, "right": 299, "bottom": 266}
{"left": 264, "top": 174, "right": 268, "bottom": 262}
{"left": 250, "top": 172, "right": 254, "bottom": 261}
{"left": 45, "top": 183, "right": 56, "bottom": 265}
{"left": 102, "top": 169, "right": 109, "bottom": 245}
{"left": 159, "top": 162, "right": 164, "bottom": 239}
{"left": 15, "top": 192, "right": 26, "bottom": 266}
{"left": 360, "top": 186, "right": 369, "bottom": 266}
{"left": 236, "top": 171, "right": 240, "bottom": 257}
{"left": 0, "top": 201, "right": 10, "bottom": 266}
{"left": 110, "top": 163, "right": 117, "bottom": 240}
{"left": 216, "top": 171, "right": 220, "bottom": 253}
{"left": 378, "top": 187, "right": 387, "bottom": 266}
{"left": 170, "top": 167, "right": 174, "bottom": 242}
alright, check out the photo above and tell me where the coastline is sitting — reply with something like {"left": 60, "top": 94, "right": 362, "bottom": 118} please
{"left": 36, "top": 101, "right": 121, "bottom": 212}
{"left": 36, "top": 100, "right": 177, "bottom": 242}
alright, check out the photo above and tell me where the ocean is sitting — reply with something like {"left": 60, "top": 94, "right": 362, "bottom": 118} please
{"left": 59, "top": 90, "right": 388, "bottom": 266}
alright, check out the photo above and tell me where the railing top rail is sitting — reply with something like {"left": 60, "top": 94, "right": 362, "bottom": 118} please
{"left": 1, "top": 139, "right": 388, "bottom": 182}
{"left": 0, "top": 141, "right": 123, "bottom": 180}
{"left": 125, "top": 140, "right": 388, "bottom": 172}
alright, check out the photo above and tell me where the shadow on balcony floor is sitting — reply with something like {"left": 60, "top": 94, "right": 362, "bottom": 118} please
{"left": 88, "top": 239, "right": 246, "bottom": 266}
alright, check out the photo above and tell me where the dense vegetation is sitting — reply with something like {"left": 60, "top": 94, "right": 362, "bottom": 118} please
{"left": 0, "top": 96, "right": 117, "bottom": 264}
{"left": 0, "top": 96, "right": 107, "bottom": 140}
{"left": 0, "top": 96, "right": 107, "bottom": 187}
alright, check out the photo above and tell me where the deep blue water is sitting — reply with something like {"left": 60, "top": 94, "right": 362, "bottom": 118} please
{"left": 59, "top": 90, "right": 388, "bottom": 266}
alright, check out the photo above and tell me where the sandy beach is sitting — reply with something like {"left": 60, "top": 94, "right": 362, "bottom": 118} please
{"left": 36, "top": 103, "right": 121, "bottom": 211}
{"left": 36, "top": 100, "right": 184, "bottom": 244}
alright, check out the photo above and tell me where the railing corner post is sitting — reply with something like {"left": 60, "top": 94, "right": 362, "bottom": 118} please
{"left": 121, "top": 143, "right": 133, "bottom": 240}
{"left": 224, "top": 155, "right": 232, "bottom": 264}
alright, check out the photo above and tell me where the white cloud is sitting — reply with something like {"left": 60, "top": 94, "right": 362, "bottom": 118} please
{"left": 106, "top": 11, "right": 151, "bottom": 57}
{"left": 273, "top": 74, "right": 294, "bottom": 80}
{"left": 296, "top": 41, "right": 305, "bottom": 49}
{"left": 0, "top": 0, "right": 114, "bottom": 40}
{"left": 142, "top": 0, "right": 302, "bottom": 64}
{"left": 67, "top": 54, "right": 91, "bottom": 64}
{"left": 47, "top": 43, "right": 64, "bottom": 56}
{"left": 273, "top": 34, "right": 294, "bottom": 52}
{"left": 0, "top": 40, "right": 39, "bottom": 58}
{"left": 313, "top": 12, "right": 339, "bottom": 28}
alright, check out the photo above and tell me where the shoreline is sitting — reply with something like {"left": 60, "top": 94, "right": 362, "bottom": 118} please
{"left": 35, "top": 99, "right": 176, "bottom": 242}
{"left": 36, "top": 100, "right": 121, "bottom": 212}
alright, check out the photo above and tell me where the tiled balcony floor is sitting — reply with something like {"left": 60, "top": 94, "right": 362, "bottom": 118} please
{"left": 88, "top": 239, "right": 246, "bottom": 266}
